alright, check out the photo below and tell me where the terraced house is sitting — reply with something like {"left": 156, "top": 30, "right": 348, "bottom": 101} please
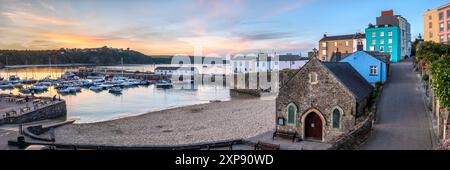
{"left": 366, "top": 10, "right": 411, "bottom": 62}
{"left": 424, "top": 2, "right": 450, "bottom": 43}
{"left": 275, "top": 58, "right": 373, "bottom": 143}
{"left": 318, "top": 33, "right": 366, "bottom": 62}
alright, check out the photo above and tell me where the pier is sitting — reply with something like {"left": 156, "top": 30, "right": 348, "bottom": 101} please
{"left": 0, "top": 94, "right": 67, "bottom": 126}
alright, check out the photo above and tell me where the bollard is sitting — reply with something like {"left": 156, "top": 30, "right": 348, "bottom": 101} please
{"left": 17, "top": 135, "right": 26, "bottom": 149}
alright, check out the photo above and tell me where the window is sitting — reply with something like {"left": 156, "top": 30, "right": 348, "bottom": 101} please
{"left": 380, "top": 39, "right": 384, "bottom": 44}
{"left": 332, "top": 109, "right": 341, "bottom": 129}
{"left": 440, "top": 22, "right": 444, "bottom": 32}
{"left": 372, "top": 32, "right": 376, "bottom": 37}
{"left": 309, "top": 72, "right": 318, "bottom": 84}
{"left": 322, "top": 42, "right": 326, "bottom": 47}
{"left": 291, "top": 61, "right": 295, "bottom": 65}
{"left": 429, "top": 15, "right": 432, "bottom": 20}
{"left": 440, "top": 35, "right": 445, "bottom": 43}
{"left": 448, "top": 10, "right": 450, "bottom": 18}
{"left": 380, "top": 32, "right": 385, "bottom": 37}
{"left": 370, "top": 66, "right": 377, "bottom": 75}
{"left": 322, "top": 50, "right": 326, "bottom": 55}
{"left": 388, "top": 46, "right": 392, "bottom": 52}
{"left": 448, "top": 34, "right": 450, "bottom": 43}
{"left": 370, "top": 46, "right": 375, "bottom": 51}
{"left": 334, "top": 42, "right": 337, "bottom": 46}
{"left": 345, "top": 41, "right": 349, "bottom": 46}
{"left": 239, "top": 61, "right": 242, "bottom": 66}
{"left": 388, "top": 38, "right": 392, "bottom": 44}
{"left": 439, "top": 12, "right": 444, "bottom": 20}
{"left": 274, "top": 61, "right": 278, "bottom": 65}
{"left": 379, "top": 46, "right": 384, "bottom": 52}
{"left": 262, "top": 62, "right": 265, "bottom": 67}
{"left": 286, "top": 103, "right": 297, "bottom": 125}
{"left": 448, "top": 21, "right": 450, "bottom": 30}
{"left": 429, "top": 32, "right": 433, "bottom": 38}
{"left": 388, "top": 31, "right": 393, "bottom": 36}
{"left": 429, "top": 22, "right": 432, "bottom": 29}
{"left": 372, "top": 40, "right": 376, "bottom": 45}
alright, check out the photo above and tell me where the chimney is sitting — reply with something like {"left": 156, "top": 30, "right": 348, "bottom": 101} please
{"left": 357, "top": 44, "right": 364, "bottom": 51}
{"left": 323, "top": 33, "right": 327, "bottom": 37}
{"left": 381, "top": 10, "right": 393, "bottom": 16}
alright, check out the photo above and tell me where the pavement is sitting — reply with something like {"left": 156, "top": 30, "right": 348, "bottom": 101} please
{"left": 359, "top": 59, "right": 434, "bottom": 150}
{"left": 0, "top": 127, "right": 19, "bottom": 150}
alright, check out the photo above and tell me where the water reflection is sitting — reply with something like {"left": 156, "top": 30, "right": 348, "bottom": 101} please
{"left": 0, "top": 66, "right": 231, "bottom": 123}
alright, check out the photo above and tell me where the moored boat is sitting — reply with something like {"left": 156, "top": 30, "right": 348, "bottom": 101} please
{"left": 108, "top": 87, "right": 122, "bottom": 94}
{"left": 155, "top": 80, "right": 173, "bottom": 89}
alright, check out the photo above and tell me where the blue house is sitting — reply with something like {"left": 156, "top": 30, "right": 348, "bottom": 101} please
{"left": 339, "top": 51, "right": 390, "bottom": 84}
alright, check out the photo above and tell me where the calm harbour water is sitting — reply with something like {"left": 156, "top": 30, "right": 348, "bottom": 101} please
{"left": 0, "top": 66, "right": 231, "bottom": 123}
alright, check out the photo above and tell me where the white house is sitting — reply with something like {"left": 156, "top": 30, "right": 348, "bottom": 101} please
{"left": 154, "top": 66, "right": 199, "bottom": 76}
{"left": 230, "top": 53, "right": 309, "bottom": 74}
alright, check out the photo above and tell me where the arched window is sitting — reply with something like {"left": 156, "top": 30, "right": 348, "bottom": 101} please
{"left": 332, "top": 109, "right": 341, "bottom": 129}
{"left": 286, "top": 103, "right": 297, "bottom": 125}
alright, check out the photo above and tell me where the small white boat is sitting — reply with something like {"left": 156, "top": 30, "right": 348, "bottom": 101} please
{"left": 108, "top": 87, "right": 122, "bottom": 94}
{"left": 30, "top": 85, "right": 48, "bottom": 92}
{"left": 19, "top": 88, "right": 31, "bottom": 94}
{"left": 99, "top": 84, "right": 114, "bottom": 89}
{"left": 155, "top": 80, "right": 173, "bottom": 89}
{"left": 58, "top": 88, "right": 73, "bottom": 94}
{"left": 89, "top": 86, "right": 103, "bottom": 92}
{"left": 0, "top": 83, "right": 14, "bottom": 89}
{"left": 67, "top": 86, "right": 81, "bottom": 93}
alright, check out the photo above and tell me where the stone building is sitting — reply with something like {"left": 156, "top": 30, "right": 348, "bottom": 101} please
{"left": 275, "top": 58, "right": 373, "bottom": 143}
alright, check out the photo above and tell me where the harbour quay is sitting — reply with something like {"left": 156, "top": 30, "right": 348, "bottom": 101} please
{"left": 0, "top": 94, "right": 67, "bottom": 125}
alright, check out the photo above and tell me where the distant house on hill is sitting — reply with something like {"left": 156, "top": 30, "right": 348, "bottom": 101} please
{"left": 275, "top": 58, "right": 373, "bottom": 143}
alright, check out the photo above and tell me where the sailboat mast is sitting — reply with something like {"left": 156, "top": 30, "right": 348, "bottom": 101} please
{"left": 121, "top": 56, "right": 124, "bottom": 77}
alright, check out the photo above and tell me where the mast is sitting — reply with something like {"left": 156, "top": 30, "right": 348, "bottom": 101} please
{"left": 121, "top": 56, "right": 124, "bottom": 77}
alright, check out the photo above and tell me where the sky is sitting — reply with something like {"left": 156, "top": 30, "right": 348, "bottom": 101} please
{"left": 0, "top": 0, "right": 448, "bottom": 56}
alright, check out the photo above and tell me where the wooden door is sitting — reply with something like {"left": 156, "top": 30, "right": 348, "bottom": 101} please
{"left": 305, "top": 112, "right": 323, "bottom": 141}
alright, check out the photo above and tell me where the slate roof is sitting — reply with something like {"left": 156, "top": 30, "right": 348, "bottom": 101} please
{"left": 323, "top": 62, "right": 374, "bottom": 102}
{"left": 320, "top": 33, "right": 366, "bottom": 41}
{"left": 330, "top": 52, "right": 352, "bottom": 62}
{"left": 278, "top": 55, "right": 309, "bottom": 61}
{"left": 363, "top": 51, "right": 391, "bottom": 64}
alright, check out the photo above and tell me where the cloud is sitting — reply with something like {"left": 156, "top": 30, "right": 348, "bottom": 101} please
{"left": 2, "top": 10, "right": 81, "bottom": 26}
{"left": 238, "top": 31, "right": 294, "bottom": 40}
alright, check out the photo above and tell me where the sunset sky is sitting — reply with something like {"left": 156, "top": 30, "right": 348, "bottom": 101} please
{"left": 0, "top": 0, "right": 448, "bottom": 55}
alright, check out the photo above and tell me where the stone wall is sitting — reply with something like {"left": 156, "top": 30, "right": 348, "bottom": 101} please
{"left": 0, "top": 101, "right": 67, "bottom": 125}
{"left": 329, "top": 114, "right": 374, "bottom": 150}
{"left": 275, "top": 59, "right": 357, "bottom": 143}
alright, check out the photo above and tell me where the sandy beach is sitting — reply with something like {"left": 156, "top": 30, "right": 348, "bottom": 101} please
{"left": 43, "top": 97, "right": 275, "bottom": 146}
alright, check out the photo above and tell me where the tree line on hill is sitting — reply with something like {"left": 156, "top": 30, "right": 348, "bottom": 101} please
{"left": 0, "top": 46, "right": 228, "bottom": 67}
{"left": 0, "top": 46, "right": 172, "bottom": 66}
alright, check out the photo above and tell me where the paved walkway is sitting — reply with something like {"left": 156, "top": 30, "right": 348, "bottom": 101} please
{"left": 0, "top": 128, "right": 18, "bottom": 150}
{"left": 359, "top": 60, "right": 434, "bottom": 150}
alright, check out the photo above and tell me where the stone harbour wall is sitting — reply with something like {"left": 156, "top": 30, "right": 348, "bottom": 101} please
{"left": 0, "top": 101, "right": 67, "bottom": 125}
